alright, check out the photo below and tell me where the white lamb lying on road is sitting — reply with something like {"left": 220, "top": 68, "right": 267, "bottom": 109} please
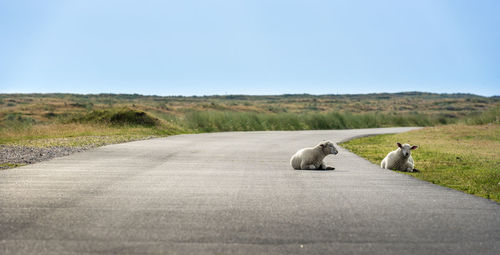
{"left": 381, "top": 142, "right": 418, "bottom": 172}
{"left": 290, "top": 141, "right": 338, "bottom": 170}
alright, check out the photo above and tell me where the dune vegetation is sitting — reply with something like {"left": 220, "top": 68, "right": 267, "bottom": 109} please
{"left": 1, "top": 92, "right": 498, "bottom": 146}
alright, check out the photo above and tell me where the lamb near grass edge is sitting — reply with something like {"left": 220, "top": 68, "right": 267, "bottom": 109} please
{"left": 381, "top": 142, "right": 418, "bottom": 172}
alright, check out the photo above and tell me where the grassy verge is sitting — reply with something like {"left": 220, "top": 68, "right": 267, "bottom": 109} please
{"left": 0, "top": 163, "right": 26, "bottom": 169}
{"left": 0, "top": 109, "right": 184, "bottom": 148}
{"left": 340, "top": 124, "right": 500, "bottom": 203}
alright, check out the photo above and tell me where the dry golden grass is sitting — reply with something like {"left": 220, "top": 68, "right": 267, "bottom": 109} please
{"left": 1, "top": 93, "right": 497, "bottom": 119}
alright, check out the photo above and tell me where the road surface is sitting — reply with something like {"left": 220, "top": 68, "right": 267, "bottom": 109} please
{"left": 1, "top": 128, "right": 499, "bottom": 254}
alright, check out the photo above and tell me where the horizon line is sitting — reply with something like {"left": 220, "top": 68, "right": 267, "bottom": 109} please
{"left": 0, "top": 91, "right": 498, "bottom": 98}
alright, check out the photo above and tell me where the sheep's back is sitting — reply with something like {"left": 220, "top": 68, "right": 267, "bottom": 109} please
{"left": 290, "top": 149, "right": 304, "bottom": 169}
{"left": 290, "top": 147, "right": 318, "bottom": 169}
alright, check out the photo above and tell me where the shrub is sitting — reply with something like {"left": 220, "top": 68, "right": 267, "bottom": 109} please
{"left": 72, "top": 108, "right": 160, "bottom": 126}
{"left": 0, "top": 113, "right": 36, "bottom": 130}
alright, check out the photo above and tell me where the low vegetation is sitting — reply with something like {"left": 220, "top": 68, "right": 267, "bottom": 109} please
{"left": 0, "top": 92, "right": 498, "bottom": 146}
{"left": 181, "top": 111, "right": 449, "bottom": 132}
{"left": 341, "top": 124, "right": 500, "bottom": 203}
{"left": 2, "top": 92, "right": 498, "bottom": 142}
{"left": 70, "top": 108, "right": 161, "bottom": 126}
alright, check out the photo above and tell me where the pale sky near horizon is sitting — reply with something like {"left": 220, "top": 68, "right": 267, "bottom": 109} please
{"left": 1, "top": 0, "right": 499, "bottom": 96}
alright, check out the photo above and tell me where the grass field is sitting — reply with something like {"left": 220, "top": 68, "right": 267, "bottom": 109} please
{"left": 341, "top": 124, "right": 500, "bottom": 203}
{"left": 1, "top": 92, "right": 498, "bottom": 146}
{"left": 0, "top": 92, "right": 498, "bottom": 149}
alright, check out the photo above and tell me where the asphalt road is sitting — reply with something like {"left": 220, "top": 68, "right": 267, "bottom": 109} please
{"left": 1, "top": 128, "right": 499, "bottom": 254}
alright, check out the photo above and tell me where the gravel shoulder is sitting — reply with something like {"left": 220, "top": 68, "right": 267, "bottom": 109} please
{"left": 0, "top": 145, "right": 90, "bottom": 169}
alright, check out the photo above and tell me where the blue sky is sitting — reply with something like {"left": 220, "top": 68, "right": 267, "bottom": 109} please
{"left": 1, "top": 0, "right": 499, "bottom": 96}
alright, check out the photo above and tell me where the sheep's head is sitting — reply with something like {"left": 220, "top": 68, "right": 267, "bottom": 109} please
{"left": 318, "top": 141, "right": 338, "bottom": 155}
{"left": 397, "top": 142, "right": 418, "bottom": 158}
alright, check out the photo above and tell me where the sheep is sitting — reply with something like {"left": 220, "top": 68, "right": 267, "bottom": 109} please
{"left": 380, "top": 142, "right": 418, "bottom": 172}
{"left": 290, "top": 141, "right": 338, "bottom": 170}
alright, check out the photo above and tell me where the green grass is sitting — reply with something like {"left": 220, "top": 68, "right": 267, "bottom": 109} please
{"left": 0, "top": 163, "right": 27, "bottom": 170}
{"left": 464, "top": 105, "right": 500, "bottom": 125}
{"left": 341, "top": 124, "right": 500, "bottom": 203}
{"left": 181, "top": 111, "right": 450, "bottom": 132}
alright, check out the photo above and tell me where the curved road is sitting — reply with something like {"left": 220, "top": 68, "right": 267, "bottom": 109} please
{"left": 1, "top": 128, "right": 499, "bottom": 254}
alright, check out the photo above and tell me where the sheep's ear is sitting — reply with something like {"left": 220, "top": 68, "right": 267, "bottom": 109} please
{"left": 320, "top": 143, "right": 325, "bottom": 148}
{"left": 411, "top": 145, "right": 418, "bottom": 150}
{"left": 397, "top": 142, "right": 402, "bottom": 148}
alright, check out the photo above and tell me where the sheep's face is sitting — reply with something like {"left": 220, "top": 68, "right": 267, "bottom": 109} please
{"left": 397, "top": 142, "right": 418, "bottom": 157}
{"left": 319, "top": 141, "right": 338, "bottom": 155}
